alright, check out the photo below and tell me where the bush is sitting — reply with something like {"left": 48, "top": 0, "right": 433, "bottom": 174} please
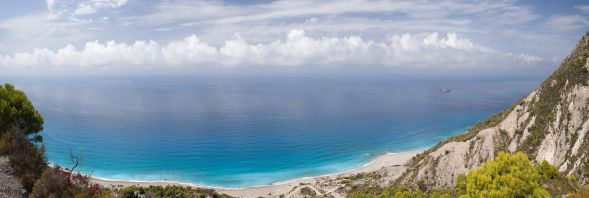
{"left": 536, "top": 160, "right": 560, "bottom": 181}
{"left": 0, "top": 131, "right": 46, "bottom": 191}
{"left": 118, "top": 185, "right": 232, "bottom": 198}
{"left": 31, "top": 166, "right": 109, "bottom": 198}
{"left": 32, "top": 167, "right": 70, "bottom": 197}
{"left": 568, "top": 185, "right": 589, "bottom": 198}
{"left": 346, "top": 185, "right": 450, "bottom": 198}
{"left": 300, "top": 186, "right": 316, "bottom": 196}
{"left": 456, "top": 151, "right": 550, "bottom": 198}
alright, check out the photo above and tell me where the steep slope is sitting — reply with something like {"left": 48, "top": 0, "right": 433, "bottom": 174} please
{"left": 396, "top": 32, "right": 589, "bottom": 189}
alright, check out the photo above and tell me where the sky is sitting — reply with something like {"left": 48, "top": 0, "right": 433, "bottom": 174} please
{"left": 0, "top": 0, "right": 588, "bottom": 75}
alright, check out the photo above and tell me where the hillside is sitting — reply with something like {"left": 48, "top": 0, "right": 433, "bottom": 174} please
{"left": 393, "top": 32, "right": 589, "bottom": 190}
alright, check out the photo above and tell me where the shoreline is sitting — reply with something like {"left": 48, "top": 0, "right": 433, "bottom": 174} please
{"left": 89, "top": 149, "right": 423, "bottom": 197}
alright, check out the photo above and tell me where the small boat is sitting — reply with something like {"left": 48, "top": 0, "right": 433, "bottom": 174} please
{"left": 440, "top": 88, "right": 450, "bottom": 92}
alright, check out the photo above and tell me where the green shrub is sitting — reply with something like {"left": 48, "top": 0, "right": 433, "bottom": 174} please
{"left": 346, "top": 185, "right": 449, "bottom": 198}
{"left": 536, "top": 160, "right": 560, "bottom": 181}
{"left": 456, "top": 151, "right": 550, "bottom": 198}
{"left": 300, "top": 186, "right": 316, "bottom": 196}
{"left": 118, "top": 185, "right": 232, "bottom": 198}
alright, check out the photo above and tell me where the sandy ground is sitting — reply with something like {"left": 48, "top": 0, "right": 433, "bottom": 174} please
{"left": 90, "top": 150, "right": 421, "bottom": 198}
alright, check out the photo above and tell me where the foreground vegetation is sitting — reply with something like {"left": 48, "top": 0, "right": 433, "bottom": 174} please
{"left": 118, "top": 186, "right": 232, "bottom": 198}
{"left": 348, "top": 151, "right": 581, "bottom": 198}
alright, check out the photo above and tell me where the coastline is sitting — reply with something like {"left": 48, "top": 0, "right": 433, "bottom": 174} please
{"left": 89, "top": 149, "right": 422, "bottom": 197}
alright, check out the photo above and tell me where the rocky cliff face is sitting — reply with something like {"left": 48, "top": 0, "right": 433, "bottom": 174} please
{"left": 397, "top": 32, "right": 589, "bottom": 189}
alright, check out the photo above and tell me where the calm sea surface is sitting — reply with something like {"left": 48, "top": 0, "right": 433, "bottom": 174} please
{"left": 4, "top": 74, "right": 540, "bottom": 187}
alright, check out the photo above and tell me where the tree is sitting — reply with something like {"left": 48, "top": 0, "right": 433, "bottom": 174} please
{"left": 0, "top": 83, "right": 44, "bottom": 137}
{"left": 456, "top": 151, "right": 550, "bottom": 198}
{"left": 0, "top": 84, "right": 46, "bottom": 191}
{"left": 67, "top": 148, "right": 84, "bottom": 180}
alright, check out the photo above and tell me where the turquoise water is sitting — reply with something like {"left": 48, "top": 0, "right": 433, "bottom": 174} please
{"left": 5, "top": 74, "right": 539, "bottom": 187}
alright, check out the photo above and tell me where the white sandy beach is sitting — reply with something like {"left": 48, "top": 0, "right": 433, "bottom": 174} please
{"left": 90, "top": 150, "right": 421, "bottom": 198}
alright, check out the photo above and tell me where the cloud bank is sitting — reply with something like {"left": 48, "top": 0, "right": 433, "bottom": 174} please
{"left": 0, "top": 30, "right": 542, "bottom": 72}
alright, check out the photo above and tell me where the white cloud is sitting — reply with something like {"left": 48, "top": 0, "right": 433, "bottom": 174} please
{"left": 0, "top": 30, "right": 541, "bottom": 71}
{"left": 508, "top": 53, "right": 544, "bottom": 65}
{"left": 131, "top": 0, "right": 537, "bottom": 28}
{"left": 45, "top": 0, "right": 128, "bottom": 20}
{"left": 46, "top": 0, "right": 56, "bottom": 14}
{"left": 46, "top": 0, "right": 56, "bottom": 10}
{"left": 545, "top": 15, "right": 589, "bottom": 31}
{"left": 575, "top": 5, "right": 589, "bottom": 13}
{"left": 46, "top": 0, "right": 62, "bottom": 19}
{"left": 74, "top": 0, "right": 128, "bottom": 16}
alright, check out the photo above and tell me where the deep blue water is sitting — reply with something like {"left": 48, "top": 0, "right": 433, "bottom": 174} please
{"left": 3, "top": 74, "right": 539, "bottom": 187}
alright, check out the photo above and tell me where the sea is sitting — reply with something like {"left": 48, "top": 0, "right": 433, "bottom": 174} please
{"left": 3, "top": 73, "right": 541, "bottom": 187}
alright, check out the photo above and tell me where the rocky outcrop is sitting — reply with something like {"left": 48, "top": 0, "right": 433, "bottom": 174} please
{"left": 397, "top": 32, "right": 589, "bottom": 189}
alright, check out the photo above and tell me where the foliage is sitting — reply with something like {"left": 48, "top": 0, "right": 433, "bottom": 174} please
{"left": 0, "top": 131, "right": 46, "bottom": 191}
{"left": 0, "top": 83, "right": 44, "bottom": 136}
{"left": 0, "top": 83, "right": 47, "bottom": 190}
{"left": 32, "top": 166, "right": 110, "bottom": 198}
{"left": 32, "top": 166, "right": 70, "bottom": 197}
{"left": 348, "top": 152, "right": 582, "bottom": 198}
{"left": 346, "top": 185, "right": 451, "bottom": 198}
{"left": 118, "top": 185, "right": 233, "bottom": 198}
{"left": 568, "top": 185, "right": 589, "bottom": 198}
{"left": 346, "top": 172, "right": 381, "bottom": 180}
{"left": 300, "top": 186, "right": 316, "bottom": 196}
{"left": 536, "top": 160, "right": 560, "bottom": 181}
{"left": 456, "top": 151, "right": 550, "bottom": 198}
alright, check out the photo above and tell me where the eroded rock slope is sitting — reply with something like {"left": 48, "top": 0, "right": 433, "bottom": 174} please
{"left": 397, "top": 32, "right": 589, "bottom": 189}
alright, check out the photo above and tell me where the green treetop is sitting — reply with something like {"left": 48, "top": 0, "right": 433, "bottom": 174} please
{"left": 0, "top": 83, "right": 44, "bottom": 136}
{"left": 456, "top": 151, "right": 550, "bottom": 198}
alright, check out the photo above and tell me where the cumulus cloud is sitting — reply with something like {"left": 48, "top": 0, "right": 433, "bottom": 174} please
{"left": 0, "top": 30, "right": 542, "bottom": 71}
